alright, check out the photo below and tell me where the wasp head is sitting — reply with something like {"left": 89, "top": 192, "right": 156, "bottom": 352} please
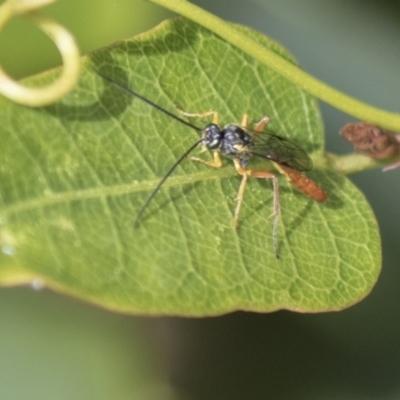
{"left": 202, "top": 123, "right": 222, "bottom": 149}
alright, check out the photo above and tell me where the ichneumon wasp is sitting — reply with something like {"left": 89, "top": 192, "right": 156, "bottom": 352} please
{"left": 98, "top": 73, "right": 327, "bottom": 258}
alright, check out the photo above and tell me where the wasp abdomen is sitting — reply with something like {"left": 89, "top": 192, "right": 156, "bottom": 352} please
{"left": 279, "top": 165, "right": 327, "bottom": 202}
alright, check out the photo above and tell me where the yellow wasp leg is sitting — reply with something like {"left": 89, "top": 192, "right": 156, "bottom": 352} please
{"left": 229, "top": 115, "right": 280, "bottom": 256}
{"left": 253, "top": 116, "right": 270, "bottom": 139}
{"left": 175, "top": 107, "right": 219, "bottom": 124}
{"left": 233, "top": 159, "right": 280, "bottom": 259}
{"left": 234, "top": 172, "right": 248, "bottom": 229}
{"left": 188, "top": 150, "right": 223, "bottom": 168}
{"left": 240, "top": 114, "right": 249, "bottom": 127}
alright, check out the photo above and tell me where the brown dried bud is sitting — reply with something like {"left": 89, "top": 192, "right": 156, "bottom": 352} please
{"left": 340, "top": 122, "right": 400, "bottom": 160}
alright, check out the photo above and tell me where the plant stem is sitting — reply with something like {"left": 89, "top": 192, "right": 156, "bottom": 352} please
{"left": 149, "top": 0, "right": 400, "bottom": 131}
{"left": 325, "top": 153, "right": 400, "bottom": 175}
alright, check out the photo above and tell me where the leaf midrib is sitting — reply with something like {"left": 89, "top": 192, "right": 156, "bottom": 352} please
{"left": 0, "top": 165, "right": 236, "bottom": 218}
{"left": 0, "top": 147, "right": 328, "bottom": 218}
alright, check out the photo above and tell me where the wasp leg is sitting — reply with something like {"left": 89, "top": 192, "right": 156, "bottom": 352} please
{"left": 240, "top": 114, "right": 249, "bottom": 128}
{"left": 234, "top": 173, "right": 248, "bottom": 229}
{"left": 188, "top": 150, "right": 223, "bottom": 168}
{"left": 252, "top": 116, "right": 271, "bottom": 139}
{"left": 234, "top": 159, "right": 280, "bottom": 258}
{"left": 175, "top": 107, "right": 219, "bottom": 124}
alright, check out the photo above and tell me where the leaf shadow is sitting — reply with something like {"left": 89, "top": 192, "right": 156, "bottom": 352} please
{"left": 41, "top": 60, "right": 132, "bottom": 123}
{"left": 41, "top": 19, "right": 204, "bottom": 124}
{"left": 246, "top": 169, "right": 347, "bottom": 242}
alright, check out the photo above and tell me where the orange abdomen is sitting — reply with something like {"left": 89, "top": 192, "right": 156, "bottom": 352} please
{"left": 279, "top": 165, "right": 327, "bottom": 202}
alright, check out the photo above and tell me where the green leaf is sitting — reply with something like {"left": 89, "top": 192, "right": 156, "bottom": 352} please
{"left": 0, "top": 17, "right": 381, "bottom": 315}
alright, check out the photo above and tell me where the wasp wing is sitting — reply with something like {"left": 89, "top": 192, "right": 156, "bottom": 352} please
{"left": 245, "top": 132, "right": 313, "bottom": 171}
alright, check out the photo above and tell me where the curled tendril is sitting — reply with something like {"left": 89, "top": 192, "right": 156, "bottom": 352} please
{"left": 0, "top": 0, "right": 80, "bottom": 107}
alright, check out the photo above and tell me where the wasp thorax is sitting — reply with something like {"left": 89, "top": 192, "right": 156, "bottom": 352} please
{"left": 203, "top": 123, "right": 222, "bottom": 149}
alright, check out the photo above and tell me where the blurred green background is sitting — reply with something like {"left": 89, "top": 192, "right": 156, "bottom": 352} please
{"left": 1, "top": 0, "right": 400, "bottom": 399}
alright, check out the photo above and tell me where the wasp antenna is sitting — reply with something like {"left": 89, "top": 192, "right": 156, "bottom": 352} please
{"left": 134, "top": 139, "right": 203, "bottom": 228}
{"left": 97, "top": 72, "right": 202, "bottom": 132}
